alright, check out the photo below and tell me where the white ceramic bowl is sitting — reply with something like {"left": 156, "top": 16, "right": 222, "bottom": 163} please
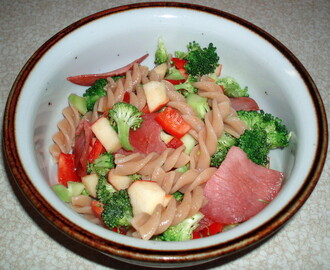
{"left": 3, "top": 2, "right": 328, "bottom": 268}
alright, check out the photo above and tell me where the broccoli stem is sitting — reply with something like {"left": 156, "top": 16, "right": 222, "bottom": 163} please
{"left": 117, "top": 119, "right": 133, "bottom": 150}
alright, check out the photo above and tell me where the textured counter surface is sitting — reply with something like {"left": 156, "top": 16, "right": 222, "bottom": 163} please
{"left": 0, "top": 0, "right": 329, "bottom": 269}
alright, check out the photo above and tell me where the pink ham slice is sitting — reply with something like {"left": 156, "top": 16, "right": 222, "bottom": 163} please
{"left": 116, "top": 113, "right": 167, "bottom": 156}
{"left": 229, "top": 97, "right": 259, "bottom": 111}
{"left": 72, "top": 119, "right": 93, "bottom": 177}
{"left": 67, "top": 53, "right": 149, "bottom": 86}
{"left": 201, "top": 146, "right": 283, "bottom": 224}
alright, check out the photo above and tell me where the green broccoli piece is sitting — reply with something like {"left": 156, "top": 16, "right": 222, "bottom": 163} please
{"left": 96, "top": 176, "right": 116, "bottom": 204}
{"left": 237, "top": 110, "right": 291, "bottom": 149}
{"left": 88, "top": 152, "right": 115, "bottom": 176}
{"left": 112, "top": 75, "right": 125, "bottom": 81}
{"left": 183, "top": 41, "right": 220, "bottom": 77}
{"left": 238, "top": 128, "right": 270, "bottom": 166}
{"left": 129, "top": 174, "right": 142, "bottom": 181}
{"left": 172, "top": 191, "right": 184, "bottom": 202}
{"left": 108, "top": 102, "right": 143, "bottom": 151}
{"left": 154, "top": 212, "right": 204, "bottom": 241}
{"left": 185, "top": 93, "right": 210, "bottom": 119}
{"left": 155, "top": 37, "right": 169, "bottom": 65}
{"left": 101, "top": 189, "right": 133, "bottom": 230}
{"left": 175, "top": 164, "right": 190, "bottom": 173}
{"left": 83, "top": 78, "right": 108, "bottom": 111}
{"left": 174, "top": 75, "right": 198, "bottom": 97}
{"left": 217, "top": 77, "right": 249, "bottom": 97}
{"left": 210, "top": 132, "right": 238, "bottom": 167}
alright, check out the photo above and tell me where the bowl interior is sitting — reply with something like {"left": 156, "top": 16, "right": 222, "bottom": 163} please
{"left": 14, "top": 5, "right": 320, "bottom": 252}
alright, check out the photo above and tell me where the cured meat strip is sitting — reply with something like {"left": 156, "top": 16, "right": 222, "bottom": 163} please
{"left": 201, "top": 146, "right": 283, "bottom": 224}
{"left": 67, "top": 53, "right": 149, "bottom": 86}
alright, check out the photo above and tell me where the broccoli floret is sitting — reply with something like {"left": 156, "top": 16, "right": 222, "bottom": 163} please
{"left": 237, "top": 110, "right": 291, "bottom": 149}
{"left": 88, "top": 152, "right": 115, "bottom": 176}
{"left": 238, "top": 128, "right": 270, "bottom": 166}
{"left": 183, "top": 42, "right": 220, "bottom": 77}
{"left": 210, "top": 132, "right": 238, "bottom": 167}
{"left": 172, "top": 191, "right": 184, "bottom": 202}
{"left": 185, "top": 93, "right": 210, "bottom": 119}
{"left": 111, "top": 75, "right": 125, "bottom": 81}
{"left": 174, "top": 75, "right": 198, "bottom": 97}
{"left": 129, "top": 174, "right": 142, "bottom": 181}
{"left": 154, "top": 212, "right": 204, "bottom": 241}
{"left": 108, "top": 102, "right": 143, "bottom": 151}
{"left": 96, "top": 176, "right": 116, "bottom": 204}
{"left": 217, "top": 77, "right": 249, "bottom": 97}
{"left": 155, "top": 37, "right": 169, "bottom": 65}
{"left": 101, "top": 189, "right": 133, "bottom": 230}
{"left": 83, "top": 78, "right": 108, "bottom": 111}
{"left": 175, "top": 164, "right": 190, "bottom": 173}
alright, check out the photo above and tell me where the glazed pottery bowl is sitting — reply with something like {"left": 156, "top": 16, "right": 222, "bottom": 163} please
{"left": 2, "top": 2, "right": 328, "bottom": 268}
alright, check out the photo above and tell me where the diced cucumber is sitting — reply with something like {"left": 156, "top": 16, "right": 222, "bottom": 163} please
{"left": 67, "top": 181, "right": 85, "bottom": 196}
{"left": 164, "top": 68, "right": 185, "bottom": 80}
{"left": 52, "top": 184, "right": 71, "bottom": 202}
{"left": 52, "top": 181, "right": 85, "bottom": 203}
{"left": 160, "top": 131, "right": 174, "bottom": 144}
{"left": 68, "top": 94, "right": 87, "bottom": 115}
{"left": 180, "top": 133, "right": 196, "bottom": 154}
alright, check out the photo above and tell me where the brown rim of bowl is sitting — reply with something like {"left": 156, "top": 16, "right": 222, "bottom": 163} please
{"left": 2, "top": 1, "right": 328, "bottom": 265}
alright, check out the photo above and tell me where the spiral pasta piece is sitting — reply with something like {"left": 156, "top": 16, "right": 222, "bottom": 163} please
{"left": 50, "top": 103, "right": 80, "bottom": 161}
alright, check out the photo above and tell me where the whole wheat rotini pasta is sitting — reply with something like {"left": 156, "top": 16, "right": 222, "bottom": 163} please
{"left": 50, "top": 103, "right": 80, "bottom": 161}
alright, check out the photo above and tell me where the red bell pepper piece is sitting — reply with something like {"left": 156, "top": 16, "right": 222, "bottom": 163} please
{"left": 155, "top": 107, "right": 191, "bottom": 138}
{"left": 123, "top": 91, "right": 130, "bottom": 103}
{"left": 111, "top": 227, "right": 127, "bottom": 235}
{"left": 171, "top": 58, "right": 187, "bottom": 69}
{"left": 192, "top": 231, "right": 202, "bottom": 239}
{"left": 199, "top": 222, "right": 224, "bottom": 237}
{"left": 165, "top": 78, "right": 187, "bottom": 85}
{"left": 67, "top": 54, "right": 149, "bottom": 86}
{"left": 141, "top": 104, "right": 150, "bottom": 114}
{"left": 166, "top": 137, "right": 183, "bottom": 149}
{"left": 91, "top": 200, "right": 104, "bottom": 220}
{"left": 88, "top": 139, "right": 106, "bottom": 163}
{"left": 192, "top": 222, "right": 224, "bottom": 239}
{"left": 171, "top": 57, "right": 188, "bottom": 78}
{"left": 58, "top": 152, "right": 80, "bottom": 186}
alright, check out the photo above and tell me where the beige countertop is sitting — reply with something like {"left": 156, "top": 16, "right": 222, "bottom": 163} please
{"left": 0, "top": 0, "right": 329, "bottom": 269}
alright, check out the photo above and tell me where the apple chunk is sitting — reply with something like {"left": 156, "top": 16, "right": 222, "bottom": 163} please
{"left": 128, "top": 180, "right": 168, "bottom": 216}
{"left": 153, "top": 63, "right": 168, "bottom": 78}
{"left": 91, "top": 116, "right": 121, "bottom": 153}
{"left": 143, "top": 81, "right": 169, "bottom": 112}
{"left": 108, "top": 171, "right": 132, "bottom": 191}
{"left": 81, "top": 173, "right": 99, "bottom": 198}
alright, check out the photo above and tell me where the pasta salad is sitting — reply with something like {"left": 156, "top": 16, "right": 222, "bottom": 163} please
{"left": 50, "top": 39, "right": 290, "bottom": 241}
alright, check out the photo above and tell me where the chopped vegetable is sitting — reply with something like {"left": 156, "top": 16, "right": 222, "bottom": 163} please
{"left": 154, "top": 212, "right": 204, "bottom": 241}
{"left": 83, "top": 78, "right": 108, "bottom": 111}
{"left": 87, "top": 152, "right": 115, "bottom": 176}
{"left": 155, "top": 37, "right": 169, "bottom": 65}
{"left": 88, "top": 139, "right": 106, "bottom": 163}
{"left": 155, "top": 106, "right": 191, "bottom": 138}
{"left": 237, "top": 110, "right": 291, "bottom": 149}
{"left": 108, "top": 102, "right": 143, "bottom": 151}
{"left": 58, "top": 153, "right": 80, "bottom": 186}
{"left": 185, "top": 93, "right": 210, "bottom": 119}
